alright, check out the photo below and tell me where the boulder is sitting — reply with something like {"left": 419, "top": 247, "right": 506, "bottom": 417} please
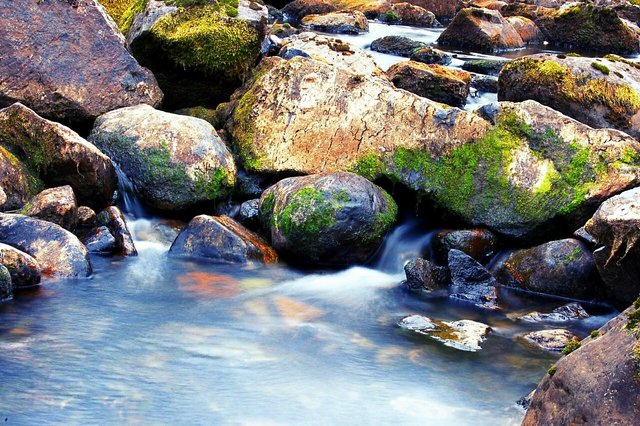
{"left": 505, "top": 15, "right": 544, "bottom": 44}
{"left": 0, "top": 145, "right": 41, "bottom": 211}
{"left": 437, "top": 8, "right": 524, "bottom": 52}
{"left": 410, "top": 47, "right": 452, "bottom": 66}
{"left": 448, "top": 249, "right": 499, "bottom": 310}
{"left": 404, "top": 257, "right": 450, "bottom": 291}
{"left": 259, "top": 172, "right": 397, "bottom": 266}
{"left": 386, "top": 61, "right": 471, "bottom": 107}
{"left": 471, "top": 74, "right": 498, "bottom": 93}
{"left": 523, "top": 305, "right": 640, "bottom": 424}
{"left": 377, "top": 3, "right": 440, "bottom": 27}
{"left": 518, "top": 302, "right": 590, "bottom": 323}
{"left": 535, "top": 2, "right": 640, "bottom": 54}
{"left": 462, "top": 58, "right": 509, "bottom": 76}
{"left": 398, "top": 314, "right": 491, "bottom": 352}
{"left": 0, "top": 0, "right": 162, "bottom": 126}
{"left": 77, "top": 206, "right": 97, "bottom": 227}
{"left": 583, "top": 187, "right": 640, "bottom": 309}
{"left": 498, "top": 53, "right": 640, "bottom": 139}
{"left": 226, "top": 56, "right": 640, "bottom": 239}
{"left": 432, "top": 228, "right": 498, "bottom": 264}
{"left": 0, "top": 264, "right": 11, "bottom": 301}
{"left": 237, "top": 198, "right": 261, "bottom": 230}
{"left": 83, "top": 226, "right": 117, "bottom": 254}
{"left": 20, "top": 186, "right": 78, "bottom": 231}
{"left": 492, "top": 239, "right": 600, "bottom": 300}
{"left": 169, "top": 215, "right": 278, "bottom": 264}
{"left": 370, "top": 36, "right": 426, "bottom": 57}
{"left": 521, "top": 329, "right": 579, "bottom": 352}
{"left": 0, "top": 214, "right": 91, "bottom": 278}
{"left": 129, "top": 4, "right": 262, "bottom": 109}
{"left": 390, "top": 0, "right": 463, "bottom": 22}
{"left": 282, "top": 0, "right": 339, "bottom": 24}
{"left": 0, "top": 243, "right": 40, "bottom": 288}
{"left": 89, "top": 104, "right": 236, "bottom": 211}
{"left": 301, "top": 11, "right": 369, "bottom": 34}
{"left": 96, "top": 206, "right": 137, "bottom": 256}
{"left": 0, "top": 103, "right": 117, "bottom": 209}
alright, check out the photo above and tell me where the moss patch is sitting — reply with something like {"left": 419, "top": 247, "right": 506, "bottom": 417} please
{"left": 562, "top": 339, "right": 581, "bottom": 355}
{"left": 100, "top": 0, "right": 148, "bottom": 34}
{"left": 591, "top": 61, "right": 610, "bottom": 75}
{"left": 547, "top": 364, "right": 557, "bottom": 376}
{"left": 277, "top": 187, "right": 339, "bottom": 238}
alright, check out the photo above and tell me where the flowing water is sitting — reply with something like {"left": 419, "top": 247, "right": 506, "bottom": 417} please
{"left": 0, "top": 22, "right": 620, "bottom": 425}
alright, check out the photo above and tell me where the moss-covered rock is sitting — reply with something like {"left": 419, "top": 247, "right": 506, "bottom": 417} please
{"left": 259, "top": 172, "right": 397, "bottom": 266}
{"left": 0, "top": 146, "right": 42, "bottom": 212}
{"left": 89, "top": 104, "right": 236, "bottom": 212}
{"left": 99, "top": 0, "right": 148, "bottom": 34}
{"left": 376, "top": 2, "right": 440, "bottom": 27}
{"left": 498, "top": 53, "right": 640, "bottom": 139}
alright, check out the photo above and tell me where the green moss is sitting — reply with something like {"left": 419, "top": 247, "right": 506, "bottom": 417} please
{"left": 144, "top": 140, "right": 189, "bottom": 187}
{"left": 260, "top": 191, "right": 276, "bottom": 223}
{"left": 384, "top": 10, "right": 400, "bottom": 22}
{"left": 590, "top": 329, "right": 600, "bottom": 338}
{"left": 351, "top": 152, "right": 385, "bottom": 181}
{"left": 632, "top": 343, "right": 640, "bottom": 381}
{"left": 277, "top": 187, "right": 338, "bottom": 239}
{"left": 233, "top": 91, "right": 262, "bottom": 170}
{"left": 547, "top": 365, "right": 556, "bottom": 376}
{"left": 194, "top": 166, "right": 230, "bottom": 200}
{"left": 119, "top": 0, "right": 147, "bottom": 34}
{"left": 369, "top": 190, "right": 398, "bottom": 243}
{"left": 591, "top": 61, "right": 610, "bottom": 75}
{"left": 628, "top": 308, "right": 640, "bottom": 333}
{"left": 561, "top": 340, "right": 581, "bottom": 355}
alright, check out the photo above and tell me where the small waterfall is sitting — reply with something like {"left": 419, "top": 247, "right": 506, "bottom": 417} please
{"left": 373, "top": 219, "right": 437, "bottom": 274}
{"left": 114, "top": 164, "right": 147, "bottom": 219}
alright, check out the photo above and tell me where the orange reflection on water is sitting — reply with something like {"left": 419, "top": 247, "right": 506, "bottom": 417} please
{"left": 177, "top": 271, "right": 240, "bottom": 299}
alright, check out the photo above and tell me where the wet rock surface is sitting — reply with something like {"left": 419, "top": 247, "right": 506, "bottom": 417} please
{"left": 370, "top": 35, "right": 427, "bottom": 57}
{"left": 447, "top": 249, "right": 499, "bottom": 310}
{"left": 433, "top": 228, "right": 498, "bottom": 264}
{"left": 96, "top": 206, "right": 137, "bottom": 257}
{"left": 0, "top": 242, "right": 41, "bottom": 288}
{"left": 404, "top": 257, "right": 450, "bottom": 291}
{"left": 301, "top": 11, "right": 369, "bottom": 34}
{"left": 518, "top": 302, "right": 590, "bottom": 323}
{"left": 521, "top": 329, "right": 579, "bottom": 352}
{"left": 399, "top": 314, "right": 491, "bottom": 352}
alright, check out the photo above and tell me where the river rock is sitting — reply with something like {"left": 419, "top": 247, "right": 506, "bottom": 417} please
{"left": 398, "top": 314, "right": 491, "bottom": 352}
{"left": 410, "top": 47, "right": 452, "bottom": 66}
{"left": 0, "top": 264, "right": 11, "bottom": 301}
{"left": 404, "top": 257, "right": 450, "bottom": 291}
{"left": 518, "top": 302, "right": 590, "bottom": 323}
{"left": 386, "top": 62, "right": 471, "bottom": 107}
{"left": 535, "top": 2, "right": 640, "bottom": 54}
{"left": 377, "top": 3, "right": 440, "bottom": 27}
{"left": 0, "top": 243, "right": 41, "bottom": 288}
{"left": 471, "top": 74, "right": 498, "bottom": 93}
{"left": 498, "top": 53, "right": 640, "bottom": 139}
{"left": 301, "top": 11, "right": 368, "bottom": 34}
{"left": 583, "top": 187, "right": 640, "bottom": 309}
{"left": 169, "top": 215, "right": 278, "bottom": 264}
{"left": 433, "top": 228, "right": 498, "bottom": 264}
{"left": 237, "top": 199, "right": 261, "bottom": 230}
{"left": 0, "top": 145, "right": 41, "bottom": 212}
{"left": 492, "top": 239, "right": 600, "bottom": 300}
{"left": 83, "top": 226, "right": 117, "bottom": 254}
{"left": 0, "top": 103, "right": 117, "bottom": 209}
{"left": 96, "top": 206, "right": 137, "bottom": 256}
{"left": 448, "top": 249, "right": 499, "bottom": 310}
{"left": 0, "top": 0, "right": 162, "bottom": 126}
{"left": 77, "top": 206, "right": 97, "bottom": 228}
{"left": 20, "top": 186, "right": 78, "bottom": 231}
{"left": 523, "top": 306, "right": 640, "bottom": 424}
{"left": 282, "top": 0, "right": 340, "bottom": 24}
{"left": 370, "top": 36, "right": 427, "bottom": 57}
{"left": 259, "top": 172, "right": 397, "bottom": 266}
{"left": 0, "top": 213, "right": 91, "bottom": 278}
{"left": 89, "top": 104, "right": 236, "bottom": 211}
{"left": 391, "top": 0, "right": 464, "bottom": 22}
{"left": 505, "top": 15, "right": 543, "bottom": 44}
{"left": 462, "top": 58, "right": 509, "bottom": 76}
{"left": 521, "top": 329, "right": 579, "bottom": 352}
{"left": 437, "top": 7, "right": 524, "bottom": 52}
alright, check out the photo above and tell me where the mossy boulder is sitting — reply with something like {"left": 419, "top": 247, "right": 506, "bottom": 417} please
{"left": 390, "top": 0, "right": 463, "bottom": 22}
{"left": 20, "top": 186, "right": 78, "bottom": 231}
{"left": 437, "top": 7, "right": 524, "bottom": 52}
{"left": 89, "top": 104, "right": 236, "bottom": 212}
{"left": 498, "top": 54, "right": 640, "bottom": 139}
{"left": 386, "top": 61, "right": 471, "bottom": 107}
{"left": 0, "top": 243, "right": 41, "bottom": 288}
{"left": 462, "top": 58, "right": 509, "bottom": 76}
{"left": 0, "top": 213, "right": 91, "bottom": 278}
{"left": 99, "top": 0, "right": 149, "bottom": 34}
{"left": 130, "top": 4, "right": 262, "bottom": 109}
{"left": 535, "top": 2, "right": 640, "bottom": 54}
{"left": 301, "top": 11, "right": 369, "bottom": 34}
{"left": 169, "top": 214, "right": 278, "bottom": 264}
{"left": 376, "top": 3, "right": 440, "bottom": 27}
{"left": 0, "top": 103, "right": 117, "bottom": 210}
{"left": 259, "top": 172, "right": 397, "bottom": 266}
{"left": 0, "top": 0, "right": 162, "bottom": 127}
{"left": 0, "top": 146, "right": 42, "bottom": 212}
{"left": 370, "top": 36, "right": 427, "bottom": 57}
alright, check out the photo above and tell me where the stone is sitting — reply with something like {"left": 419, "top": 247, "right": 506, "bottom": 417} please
{"left": 77, "top": 206, "right": 97, "bottom": 227}
{"left": 390, "top": 0, "right": 463, "bottom": 22}
{"left": 410, "top": 47, "right": 452, "bottom": 66}
{"left": 583, "top": 187, "right": 640, "bottom": 309}
{"left": 471, "top": 74, "right": 498, "bottom": 93}
{"left": 462, "top": 58, "right": 509, "bottom": 76}
{"left": 505, "top": 15, "right": 543, "bottom": 44}
{"left": 0, "top": 0, "right": 162, "bottom": 126}
{"left": 518, "top": 302, "right": 590, "bottom": 323}
{"left": 169, "top": 215, "right": 278, "bottom": 264}
{"left": 260, "top": 172, "right": 397, "bottom": 266}
{"left": 0, "top": 243, "right": 40, "bottom": 288}
{"left": 237, "top": 198, "right": 261, "bottom": 231}
{"left": 282, "top": 0, "right": 339, "bottom": 24}
{"left": 523, "top": 306, "right": 640, "bottom": 424}
{"left": 0, "top": 213, "right": 91, "bottom": 278}
{"left": 370, "top": 36, "right": 426, "bottom": 57}
{"left": 386, "top": 61, "right": 471, "bottom": 108}
{"left": 437, "top": 8, "right": 524, "bottom": 52}
{"left": 432, "top": 228, "right": 498, "bottom": 264}
{"left": 398, "top": 314, "right": 491, "bottom": 352}
{"left": 492, "top": 239, "right": 600, "bottom": 300}
{"left": 0, "top": 103, "right": 117, "bottom": 209}
{"left": 498, "top": 53, "right": 640, "bottom": 139}
{"left": 448, "top": 249, "right": 499, "bottom": 310}
{"left": 404, "top": 257, "right": 450, "bottom": 291}
{"left": 521, "top": 329, "right": 579, "bottom": 352}
{"left": 20, "top": 186, "right": 78, "bottom": 231}
{"left": 96, "top": 206, "right": 137, "bottom": 256}
{"left": 89, "top": 104, "right": 236, "bottom": 212}
{"left": 0, "top": 145, "right": 41, "bottom": 212}
{"left": 301, "top": 11, "right": 369, "bottom": 34}
{"left": 0, "top": 264, "right": 11, "bottom": 301}
{"left": 377, "top": 3, "right": 440, "bottom": 27}
{"left": 83, "top": 226, "right": 117, "bottom": 254}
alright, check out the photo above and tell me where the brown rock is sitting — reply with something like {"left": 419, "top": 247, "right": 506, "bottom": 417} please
{"left": 301, "top": 11, "right": 369, "bottom": 34}
{"left": 433, "top": 228, "right": 498, "bottom": 264}
{"left": 77, "top": 206, "right": 97, "bottom": 227}
{"left": 0, "top": 145, "right": 41, "bottom": 212}
{"left": 21, "top": 186, "right": 78, "bottom": 231}
{"left": 0, "top": 242, "right": 41, "bottom": 287}
{"left": 377, "top": 3, "right": 440, "bottom": 27}
{"left": 521, "top": 329, "right": 579, "bottom": 352}
{"left": 391, "top": 0, "right": 463, "bottom": 22}
{"left": 404, "top": 257, "right": 450, "bottom": 290}
{"left": 96, "top": 206, "right": 137, "bottom": 257}
{"left": 505, "top": 15, "right": 544, "bottom": 44}
{"left": 0, "top": 0, "right": 162, "bottom": 126}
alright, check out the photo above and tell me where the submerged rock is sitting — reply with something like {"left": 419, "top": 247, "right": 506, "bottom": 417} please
{"left": 462, "top": 58, "right": 509, "bottom": 76}
{"left": 437, "top": 7, "right": 524, "bottom": 52}
{"left": 492, "top": 239, "right": 600, "bottom": 300}
{"left": 518, "top": 302, "right": 590, "bottom": 323}
{"left": 0, "top": 264, "right": 11, "bottom": 301}
{"left": 259, "top": 172, "right": 397, "bottom": 266}
{"left": 20, "top": 186, "right": 78, "bottom": 231}
{"left": 0, "top": 0, "right": 162, "bottom": 125}
{"left": 398, "top": 314, "right": 491, "bottom": 352}
{"left": 521, "top": 329, "right": 579, "bottom": 352}
{"left": 0, "top": 214, "right": 91, "bottom": 278}
{"left": 0, "top": 103, "right": 117, "bottom": 209}
{"left": 0, "top": 243, "right": 41, "bottom": 288}
{"left": 96, "top": 206, "right": 137, "bottom": 256}
{"left": 301, "top": 11, "right": 369, "bottom": 34}
{"left": 169, "top": 215, "right": 278, "bottom": 264}
{"left": 404, "top": 258, "right": 450, "bottom": 291}
{"left": 448, "top": 249, "right": 499, "bottom": 310}
{"left": 89, "top": 104, "right": 236, "bottom": 212}
{"left": 523, "top": 306, "right": 640, "bottom": 424}
{"left": 583, "top": 187, "right": 640, "bottom": 309}
{"left": 370, "top": 36, "right": 426, "bottom": 57}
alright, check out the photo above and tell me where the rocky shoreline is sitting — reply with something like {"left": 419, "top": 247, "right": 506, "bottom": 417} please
{"left": 1, "top": 0, "right": 640, "bottom": 423}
